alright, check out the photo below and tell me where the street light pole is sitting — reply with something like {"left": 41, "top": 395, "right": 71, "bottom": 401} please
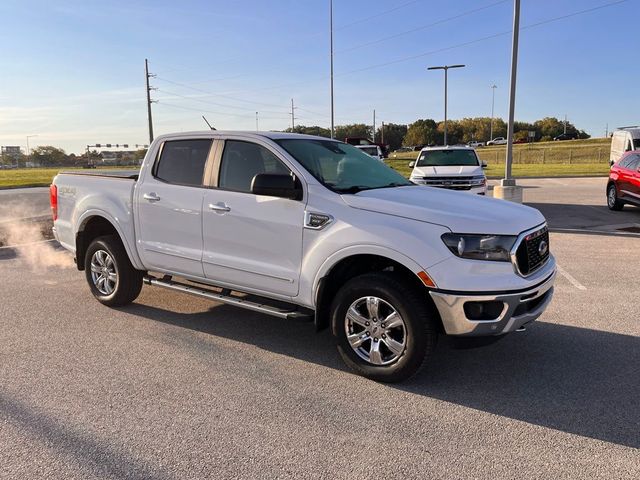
{"left": 490, "top": 84, "right": 497, "bottom": 141}
{"left": 329, "top": 0, "right": 335, "bottom": 139}
{"left": 428, "top": 64, "right": 465, "bottom": 145}
{"left": 26, "top": 134, "right": 38, "bottom": 168}
{"left": 504, "top": 0, "right": 520, "bottom": 183}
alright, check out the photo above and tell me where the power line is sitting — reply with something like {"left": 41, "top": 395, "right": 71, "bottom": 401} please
{"left": 155, "top": 88, "right": 290, "bottom": 116}
{"left": 335, "top": 0, "right": 425, "bottom": 30}
{"left": 336, "top": 0, "right": 509, "bottom": 54}
{"left": 157, "top": 102, "right": 290, "bottom": 120}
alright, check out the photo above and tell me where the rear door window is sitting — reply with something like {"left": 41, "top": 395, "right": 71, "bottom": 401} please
{"left": 155, "top": 139, "right": 212, "bottom": 186}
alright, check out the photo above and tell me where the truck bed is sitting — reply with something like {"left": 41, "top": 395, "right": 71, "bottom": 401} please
{"left": 60, "top": 170, "right": 139, "bottom": 181}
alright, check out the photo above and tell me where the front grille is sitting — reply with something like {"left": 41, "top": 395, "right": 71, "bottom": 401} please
{"left": 515, "top": 226, "right": 550, "bottom": 276}
{"left": 420, "top": 176, "right": 484, "bottom": 191}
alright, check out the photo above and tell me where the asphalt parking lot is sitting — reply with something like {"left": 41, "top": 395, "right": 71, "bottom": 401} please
{"left": 0, "top": 178, "right": 638, "bottom": 479}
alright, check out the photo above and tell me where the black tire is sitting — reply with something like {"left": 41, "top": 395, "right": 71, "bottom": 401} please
{"left": 330, "top": 272, "right": 438, "bottom": 383}
{"left": 607, "top": 183, "right": 624, "bottom": 211}
{"left": 84, "top": 235, "right": 143, "bottom": 307}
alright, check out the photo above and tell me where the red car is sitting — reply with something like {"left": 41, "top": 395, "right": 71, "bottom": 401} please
{"left": 607, "top": 151, "right": 640, "bottom": 210}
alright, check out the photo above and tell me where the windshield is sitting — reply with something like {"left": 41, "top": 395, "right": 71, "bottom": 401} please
{"left": 416, "top": 149, "right": 479, "bottom": 167}
{"left": 275, "top": 139, "right": 412, "bottom": 193}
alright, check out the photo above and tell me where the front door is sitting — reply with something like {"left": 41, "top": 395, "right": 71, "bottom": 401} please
{"left": 202, "top": 139, "right": 305, "bottom": 297}
{"left": 136, "top": 139, "right": 213, "bottom": 278}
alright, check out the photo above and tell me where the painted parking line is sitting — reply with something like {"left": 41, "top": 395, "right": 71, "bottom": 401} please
{"left": 556, "top": 264, "right": 587, "bottom": 290}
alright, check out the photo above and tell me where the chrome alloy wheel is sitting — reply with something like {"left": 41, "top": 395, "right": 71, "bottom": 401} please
{"left": 608, "top": 185, "right": 617, "bottom": 208}
{"left": 90, "top": 249, "right": 117, "bottom": 295}
{"left": 344, "top": 296, "right": 407, "bottom": 365}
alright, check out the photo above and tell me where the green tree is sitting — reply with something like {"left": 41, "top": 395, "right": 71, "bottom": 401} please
{"left": 334, "top": 124, "right": 371, "bottom": 141}
{"left": 403, "top": 119, "right": 439, "bottom": 146}
{"left": 377, "top": 123, "right": 407, "bottom": 151}
{"left": 283, "top": 125, "right": 331, "bottom": 138}
{"left": 29, "top": 146, "right": 66, "bottom": 166}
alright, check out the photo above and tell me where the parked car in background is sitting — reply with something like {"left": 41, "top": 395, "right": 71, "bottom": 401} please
{"left": 467, "top": 141, "right": 485, "bottom": 148}
{"left": 610, "top": 127, "right": 640, "bottom": 166}
{"left": 553, "top": 133, "right": 577, "bottom": 141}
{"left": 409, "top": 146, "right": 487, "bottom": 195}
{"left": 355, "top": 144, "right": 384, "bottom": 161}
{"left": 607, "top": 150, "right": 640, "bottom": 210}
{"left": 486, "top": 137, "right": 507, "bottom": 146}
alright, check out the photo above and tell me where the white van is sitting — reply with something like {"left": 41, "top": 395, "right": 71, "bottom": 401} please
{"left": 409, "top": 146, "right": 487, "bottom": 195}
{"left": 610, "top": 127, "right": 640, "bottom": 166}
{"left": 355, "top": 144, "right": 384, "bottom": 161}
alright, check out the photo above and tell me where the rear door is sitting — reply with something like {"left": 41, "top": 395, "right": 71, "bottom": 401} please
{"left": 625, "top": 154, "right": 640, "bottom": 201}
{"left": 136, "top": 138, "right": 214, "bottom": 277}
{"left": 201, "top": 138, "right": 305, "bottom": 297}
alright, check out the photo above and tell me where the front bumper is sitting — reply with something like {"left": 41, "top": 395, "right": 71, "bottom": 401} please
{"left": 429, "top": 269, "right": 556, "bottom": 336}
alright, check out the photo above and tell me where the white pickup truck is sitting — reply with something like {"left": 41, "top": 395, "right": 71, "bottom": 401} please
{"left": 51, "top": 131, "right": 556, "bottom": 382}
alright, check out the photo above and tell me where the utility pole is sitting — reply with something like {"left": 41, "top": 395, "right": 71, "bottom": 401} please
{"left": 256, "top": 112, "right": 259, "bottom": 131}
{"left": 329, "top": 0, "right": 335, "bottom": 139}
{"left": 381, "top": 121, "right": 385, "bottom": 145}
{"left": 290, "top": 98, "right": 296, "bottom": 131}
{"left": 605, "top": 123, "right": 609, "bottom": 138}
{"left": 490, "top": 84, "right": 497, "bottom": 141}
{"left": 372, "top": 109, "right": 376, "bottom": 143}
{"left": 428, "top": 64, "right": 465, "bottom": 145}
{"left": 564, "top": 114, "right": 567, "bottom": 134}
{"left": 145, "top": 59, "right": 156, "bottom": 144}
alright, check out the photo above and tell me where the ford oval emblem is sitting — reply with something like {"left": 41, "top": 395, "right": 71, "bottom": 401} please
{"left": 538, "top": 240, "right": 548, "bottom": 256}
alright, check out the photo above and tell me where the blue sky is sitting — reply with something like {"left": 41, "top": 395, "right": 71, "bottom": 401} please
{"left": 1, "top": 0, "right": 638, "bottom": 153}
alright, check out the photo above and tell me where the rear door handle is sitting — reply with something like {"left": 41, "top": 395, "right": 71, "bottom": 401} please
{"left": 143, "top": 192, "right": 161, "bottom": 202}
{"left": 208, "top": 202, "right": 231, "bottom": 213}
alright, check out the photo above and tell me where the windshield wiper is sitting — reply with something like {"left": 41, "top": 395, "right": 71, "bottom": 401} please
{"left": 334, "top": 185, "right": 373, "bottom": 194}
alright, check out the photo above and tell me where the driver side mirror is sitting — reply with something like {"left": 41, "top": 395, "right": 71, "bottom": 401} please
{"left": 481, "top": 162, "right": 488, "bottom": 169}
{"left": 409, "top": 161, "right": 415, "bottom": 168}
{"left": 251, "top": 173, "right": 302, "bottom": 200}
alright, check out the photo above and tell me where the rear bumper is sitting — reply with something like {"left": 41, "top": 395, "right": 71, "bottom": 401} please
{"left": 429, "top": 270, "right": 555, "bottom": 336}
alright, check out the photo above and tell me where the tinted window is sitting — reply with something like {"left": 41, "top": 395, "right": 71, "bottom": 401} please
{"left": 626, "top": 155, "right": 640, "bottom": 171}
{"left": 219, "top": 140, "right": 290, "bottom": 193}
{"left": 155, "top": 139, "right": 211, "bottom": 186}
{"left": 275, "top": 139, "right": 411, "bottom": 193}
{"left": 416, "top": 149, "right": 479, "bottom": 167}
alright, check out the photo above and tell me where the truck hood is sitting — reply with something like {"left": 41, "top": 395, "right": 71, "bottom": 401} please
{"left": 341, "top": 186, "right": 545, "bottom": 235}
{"left": 411, "top": 165, "right": 482, "bottom": 177}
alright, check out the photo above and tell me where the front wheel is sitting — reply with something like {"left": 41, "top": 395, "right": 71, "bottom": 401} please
{"left": 331, "top": 272, "right": 438, "bottom": 383}
{"left": 84, "top": 235, "right": 143, "bottom": 307}
{"left": 607, "top": 184, "right": 624, "bottom": 211}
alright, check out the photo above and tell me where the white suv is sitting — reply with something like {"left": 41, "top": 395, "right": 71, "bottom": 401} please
{"left": 355, "top": 144, "right": 384, "bottom": 161}
{"left": 409, "top": 146, "right": 487, "bottom": 195}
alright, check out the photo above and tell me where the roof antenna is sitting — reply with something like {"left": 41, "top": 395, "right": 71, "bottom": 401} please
{"left": 202, "top": 115, "right": 216, "bottom": 130}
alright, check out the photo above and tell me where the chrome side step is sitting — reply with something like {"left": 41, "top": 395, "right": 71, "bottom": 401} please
{"left": 143, "top": 275, "right": 313, "bottom": 321}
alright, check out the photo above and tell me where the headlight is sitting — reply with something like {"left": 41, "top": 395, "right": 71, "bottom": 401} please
{"left": 441, "top": 233, "right": 516, "bottom": 261}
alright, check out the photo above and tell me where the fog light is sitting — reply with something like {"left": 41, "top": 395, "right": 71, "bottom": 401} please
{"left": 464, "top": 301, "right": 504, "bottom": 321}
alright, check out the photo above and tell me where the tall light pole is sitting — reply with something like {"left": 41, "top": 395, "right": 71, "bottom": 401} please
{"left": 490, "top": 84, "right": 497, "bottom": 141}
{"left": 329, "top": 0, "right": 335, "bottom": 139}
{"left": 428, "top": 64, "right": 465, "bottom": 145}
{"left": 26, "top": 134, "right": 38, "bottom": 168}
{"left": 503, "top": 0, "right": 520, "bottom": 183}
{"left": 255, "top": 112, "right": 259, "bottom": 131}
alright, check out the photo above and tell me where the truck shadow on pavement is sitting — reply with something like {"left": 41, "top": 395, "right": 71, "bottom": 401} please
{"left": 127, "top": 303, "right": 639, "bottom": 449}
{"left": 526, "top": 202, "right": 640, "bottom": 236}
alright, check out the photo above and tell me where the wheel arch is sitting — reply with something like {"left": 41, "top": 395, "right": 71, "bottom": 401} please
{"left": 313, "top": 249, "right": 440, "bottom": 332}
{"left": 75, "top": 212, "right": 142, "bottom": 271}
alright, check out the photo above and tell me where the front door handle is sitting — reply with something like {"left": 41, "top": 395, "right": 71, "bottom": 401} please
{"left": 208, "top": 202, "right": 231, "bottom": 213}
{"left": 143, "top": 192, "right": 161, "bottom": 202}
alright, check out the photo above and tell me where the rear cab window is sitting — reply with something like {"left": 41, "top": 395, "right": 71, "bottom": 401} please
{"left": 154, "top": 139, "right": 212, "bottom": 186}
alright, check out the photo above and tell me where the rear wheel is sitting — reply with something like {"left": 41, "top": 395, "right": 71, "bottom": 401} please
{"left": 607, "top": 183, "right": 624, "bottom": 211}
{"left": 331, "top": 272, "right": 438, "bottom": 383}
{"left": 84, "top": 235, "right": 143, "bottom": 307}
